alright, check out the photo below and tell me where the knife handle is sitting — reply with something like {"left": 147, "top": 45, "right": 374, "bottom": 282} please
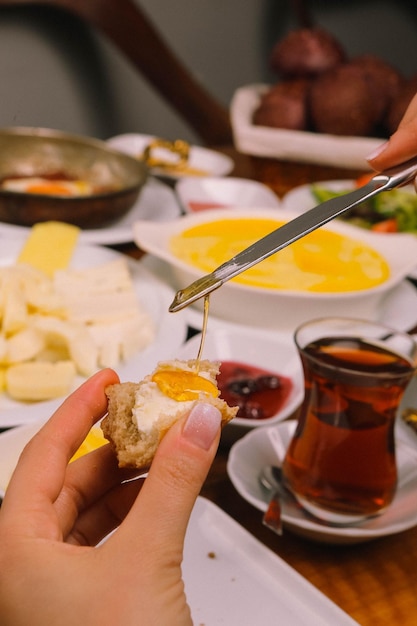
{"left": 376, "top": 155, "right": 417, "bottom": 189}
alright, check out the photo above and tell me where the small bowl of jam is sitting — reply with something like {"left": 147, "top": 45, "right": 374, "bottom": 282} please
{"left": 176, "top": 326, "right": 304, "bottom": 441}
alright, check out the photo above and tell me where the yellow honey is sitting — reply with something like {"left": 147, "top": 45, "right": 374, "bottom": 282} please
{"left": 170, "top": 218, "right": 390, "bottom": 292}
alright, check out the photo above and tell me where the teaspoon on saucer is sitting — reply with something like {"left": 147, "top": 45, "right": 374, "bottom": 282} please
{"left": 259, "top": 465, "right": 286, "bottom": 535}
{"left": 258, "top": 465, "right": 376, "bottom": 532}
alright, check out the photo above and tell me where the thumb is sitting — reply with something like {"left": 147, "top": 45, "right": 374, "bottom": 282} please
{"left": 110, "top": 403, "right": 221, "bottom": 555}
{"left": 366, "top": 93, "right": 417, "bottom": 170}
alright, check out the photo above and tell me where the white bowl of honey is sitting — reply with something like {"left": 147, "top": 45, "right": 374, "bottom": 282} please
{"left": 133, "top": 208, "right": 417, "bottom": 331}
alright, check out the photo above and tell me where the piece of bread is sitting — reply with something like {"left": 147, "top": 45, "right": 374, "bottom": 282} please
{"left": 101, "top": 359, "right": 238, "bottom": 469}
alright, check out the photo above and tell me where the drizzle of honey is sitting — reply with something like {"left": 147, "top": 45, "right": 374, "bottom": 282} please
{"left": 196, "top": 294, "right": 210, "bottom": 371}
{"left": 151, "top": 295, "right": 214, "bottom": 401}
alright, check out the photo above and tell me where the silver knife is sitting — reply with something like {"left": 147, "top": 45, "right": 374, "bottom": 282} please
{"left": 169, "top": 156, "right": 417, "bottom": 312}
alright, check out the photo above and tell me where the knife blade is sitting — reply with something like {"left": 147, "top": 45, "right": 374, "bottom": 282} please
{"left": 169, "top": 156, "right": 417, "bottom": 312}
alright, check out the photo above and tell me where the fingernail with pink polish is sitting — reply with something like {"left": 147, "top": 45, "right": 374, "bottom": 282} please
{"left": 366, "top": 140, "right": 389, "bottom": 161}
{"left": 183, "top": 403, "right": 221, "bottom": 450}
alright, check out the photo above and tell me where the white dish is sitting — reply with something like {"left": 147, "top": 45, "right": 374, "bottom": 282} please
{"left": 183, "top": 497, "right": 358, "bottom": 625}
{"left": 107, "top": 133, "right": 234, "bottom": 179}
{"left": 230, "top": 84, "right": 382, "bottom": 170}
{"left": 175, "top": 328, "right": 303, "bottom": 436}
{"left": 141, "top": 253, "right": 417, "bottom": 336}
{"left": 133, "top": 207, "right": 417, "bottom": 331}
{"left": 0, "top": 178, "right": 180, "bottom": 246}
{"left": 176, "top": 176, "right": 280, "bottom": 213}
{"left": 281, "top": 179, "right": 416, "bottom": 216}
{"left": 228, "top": 420, "right": 417, "bottom": 545}
{"left": 0, "top": 419, "right": 46, "bottom": 493}
{"left": 0, "top": 241, "right": 188, "bottom": 428}
{"left": 281, "top": 179, "right": 356, "bottom": 215}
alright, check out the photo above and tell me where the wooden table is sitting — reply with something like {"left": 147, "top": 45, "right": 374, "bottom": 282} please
{"left": 115, "top": 150, "right": 417, "bottom": 626}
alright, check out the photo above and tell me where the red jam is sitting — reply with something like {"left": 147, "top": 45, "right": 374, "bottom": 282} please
{"left": 188, "top": 201, "right": 227, "bottom": 212}
{"left": 217, "top": 361, "right": 293, "bottom": 420}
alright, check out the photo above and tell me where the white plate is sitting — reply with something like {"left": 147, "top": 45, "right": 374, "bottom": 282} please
{"left": 228, "top": 421, "right": 417, "bottom": 545}
{"left": 281, "top": 180, "right": 356, "bottom": 215}
{"left": 230, "top": 84, "right": 382, "bottom": 170}
{"left": 183, "top": 497, "right": 358, "bottom": 625}
{"left": 281, "top": 179, "right": 416, "bottom": 216}
{"left": 107, "top": 133, "right": 234, "bottom": 179}
{"left": 141, "top": 253, "right": 417, "bottom": 335}
{"left": 0, "top": 241, "right": 188, "bottom": 428}
{"left": 176, "top": 176, "right": 280, "bottom": 213}
{"left": 0, "top": 420, "right": 47, "bottom": 492}
{"left": 0, "top": 178, "right": 181, "bottom": 246}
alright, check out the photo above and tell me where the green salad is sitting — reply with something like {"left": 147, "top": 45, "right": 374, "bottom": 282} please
{"left": 311, "top": 184, "right": 417, "bottom": 233}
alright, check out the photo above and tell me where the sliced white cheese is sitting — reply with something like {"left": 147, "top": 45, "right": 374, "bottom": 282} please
{"left": 6, "top": 327, "right": 45, "bottom": 364}
{"left": 2, "top": 281, "right": 28, "bottom": 336}
{"left": 32, "top": 316, "right": 98, "bottom": 376}
{"left": 54, "top": 258, "right": 133, "bottom": 295}
{"left": 6, "top": 361, "right": 76, "bottom": 401}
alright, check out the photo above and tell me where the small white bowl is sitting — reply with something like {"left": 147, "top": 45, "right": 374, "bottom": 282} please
{"left": 176, "top": 327, "right": 304, "bottom": 441}
{"left": 107, "top": 133, "right": 234, "bottom": 179}
{"left": 133, "top": 208, "right": 417, "bottom": 331}
{"left": 176, "top": 176, "right": 280, "bottom": 213}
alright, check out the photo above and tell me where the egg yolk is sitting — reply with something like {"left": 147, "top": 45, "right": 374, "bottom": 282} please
{"left": 170, "top": 218, "right": 390, "bottom": 293}
{"left": 26, "top": 182, "right": 74, "bottom": 195}
{"left": 1, "top": 177, "right": 92, "bottom": 196}
{"left": 152, "top": 370, "right": 219, "bottom": 401}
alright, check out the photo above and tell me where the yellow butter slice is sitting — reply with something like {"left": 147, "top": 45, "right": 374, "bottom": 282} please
{"left": 17, "top": 221, "right": 80, "bottom": 277}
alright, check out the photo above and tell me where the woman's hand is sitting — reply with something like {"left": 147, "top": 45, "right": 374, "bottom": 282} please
{"left": 0, "top": 368, "right": 222, "bottom": 626}
{"left": 367, "top": 92, "right": 417, "bottom": 178}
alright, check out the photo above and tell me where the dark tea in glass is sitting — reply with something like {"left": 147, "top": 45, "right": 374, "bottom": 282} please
{"left": 282, "top": 318, "right": 416, "bottom": 523}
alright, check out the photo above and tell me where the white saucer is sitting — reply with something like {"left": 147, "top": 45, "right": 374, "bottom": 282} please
{"left": 107, "top": 133, "right": 234, "bottom": 179}
{"left": 0, "top": 177, "right": 181, "bottom": 246}
{"left": 228, "top": 421, "right": 417, "bottom": 544}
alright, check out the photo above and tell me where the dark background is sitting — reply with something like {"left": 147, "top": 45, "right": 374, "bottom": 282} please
{"left": 0, "top": 0, "right": 414, "bottom": 142}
